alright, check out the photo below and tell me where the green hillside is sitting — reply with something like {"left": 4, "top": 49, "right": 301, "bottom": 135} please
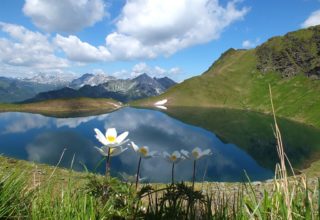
{"left": 133, "top": 25, "right": 320, "bottom": 128}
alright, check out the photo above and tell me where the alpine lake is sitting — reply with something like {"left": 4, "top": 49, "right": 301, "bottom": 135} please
{"left": 0, "top": 106, "right": 319, "bottom": 183}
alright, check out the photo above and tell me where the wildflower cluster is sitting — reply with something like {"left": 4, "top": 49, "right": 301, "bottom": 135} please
{"left": 94, "top": 126, "right": 212, "bottom": 188}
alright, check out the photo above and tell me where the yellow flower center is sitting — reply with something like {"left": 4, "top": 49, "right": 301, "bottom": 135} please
{"left": 170, "top": 155, "right": 177, "bottom": 162}
{"left": 192, "top": 151, "right": 199, "bottom": 159}
{"left": 107, "top": 135, "right": 116, "bottom": 143}
{"left": 139, "top": 147, "right": 148, "bottom": 156}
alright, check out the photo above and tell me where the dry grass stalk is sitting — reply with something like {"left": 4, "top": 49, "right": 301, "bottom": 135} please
{"left": 269, "top": 84, "right": 292, "bottom": 220}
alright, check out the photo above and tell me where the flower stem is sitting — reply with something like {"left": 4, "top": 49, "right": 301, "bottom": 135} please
{"left": 172, "top": 162, "right": 175, "bottom": 185}
{"left": 192, "top": 160, "right": 196, "bottom": 190}
{"left": 135, "top": 156, "right": 142, "bottom": 189}
{"left": 106, "top": 147, "right": 111, "bottom": 176}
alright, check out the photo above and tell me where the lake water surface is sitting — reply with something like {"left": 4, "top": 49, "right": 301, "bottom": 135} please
{"left": 0, "top": 107, "right": 319, "bottom": 183}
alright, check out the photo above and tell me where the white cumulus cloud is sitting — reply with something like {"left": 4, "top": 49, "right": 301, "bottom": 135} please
{"left": 54, "top": 34, "right": 111, "bottom": 62}
{"left": 0, "top": 22, "right": 68, "bottom": 71}
{"left": 54, "top": 0, "right": 249, "bottom": 61}
{"left": 130, "top": 62, "right": 181, "bottom": 78}
{"left": 302, "top": 10, "right": 320, "bottom": 28}
{"left": 109, "top": 62, "right": 181, "bottom": 79}
{"left": 242, "top": 38, "right": 260, "bottom": 49}
{"left": 23, "top": 0, "right": 106, "bottom": 33}
{"left": 104, "top": 0, "right": 249, "bottom": 60}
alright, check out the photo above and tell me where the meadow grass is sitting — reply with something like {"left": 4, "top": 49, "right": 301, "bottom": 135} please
{"left": 0, "top": 166, "right": 317, "bottom": 219}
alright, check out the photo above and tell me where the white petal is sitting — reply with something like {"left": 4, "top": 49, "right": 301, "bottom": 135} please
{"left": 101, "top": 146, "right": 111, "bottom": 155}
{"left": 144, "top": 150, "right": 157, "bottom": 159}
{"left": 94, "top": 128, "right": 109, "bottom": 145}
{"left": 108, "top": 139, "right": 130, "bottom": 148}
{"left": 131, "top": 141, "right": 139, "bottom": 152}
{"left": 192, "top": 147, "right": 202, "bottom": 153}
{"left": 172, "top": 151, "right": 181, "bottom": 158}
{"left": 192, "top": 147, "right": 202, "bottom": 160}
{"left": 150, "top": 151, "right": 158, "bottom": 157}
{"left": 110, "top": 147, "right": 128, "bottom": 157}
{"left": 154, "top": 99, "right": 167, "bottom": 106}
{"left": 94, "top": 146, "right": 108, "bottom": 157}
{"left": 106, "top": 128, "right": 117, "bottom": 138}
{"left": 180, "top": 149, "right": 190, "bottom": 159}
{"left": 155, "top": 105, "right": 167, "bottom": 110}
{"left": 202, "top": 149, "right": 212, "bottom": 156}
{"left": 162, "top": 151, "right": 171, "bottom": 162}
{"left": 116, "top": 131, "right": 129, "bottom": 144}
{"left": 198, "top": 149, "right": 212, "bottom": 159}
{"left": 163, "top": 151, "right": 170, "bottom": 158}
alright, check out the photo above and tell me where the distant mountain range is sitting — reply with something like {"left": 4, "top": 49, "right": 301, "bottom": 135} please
{"left": 25, "top": 73, "right": 176, "bottom": 103}
{"left": 0, "top": 72, "right": 176, "bottom": 103}
{"left": 69, "top": 73, "right": 116, "bottom": 89}
{"left": 0, "top": 76, "right": 66, "bottom": 103}
{"left": 21, "top": 73, "right": 73, "bottom": 86}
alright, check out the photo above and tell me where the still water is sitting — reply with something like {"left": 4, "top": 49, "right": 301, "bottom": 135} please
{"left": 0, "top": 107, "right": 319, "bottom": 182}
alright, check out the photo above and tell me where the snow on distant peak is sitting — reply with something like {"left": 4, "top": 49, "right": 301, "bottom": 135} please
{"left": 23, "top": 73, "right": 75, "bottom": 85}
{"left": 69, "top": 73, "right": 115, "bottom": 89}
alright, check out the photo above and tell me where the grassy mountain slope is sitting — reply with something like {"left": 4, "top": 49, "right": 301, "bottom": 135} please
{"left": 133, "top": 26, "right": 320, "bottom": 127}
{"left": 0, "top": 97, "right": 121, "bottom": 117}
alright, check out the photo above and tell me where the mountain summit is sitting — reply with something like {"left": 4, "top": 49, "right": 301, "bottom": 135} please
{"left": 25, "top": 73, "right": 176, "bottom": 103}
{"left": 69, "top": 73, "right": 115, "bottom": 89}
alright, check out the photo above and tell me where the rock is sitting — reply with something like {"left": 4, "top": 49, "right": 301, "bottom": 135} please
{"left": 256, "top": 25, "right": 320, "bottom": 79}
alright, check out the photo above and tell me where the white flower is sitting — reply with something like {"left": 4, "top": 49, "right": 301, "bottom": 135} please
{"left": 154, "top": 99, "right": 167, "bottom": 106}
{"left": 163, "top": 151, "right": 185, "bottom": 163}
{"left": 94, "top": 128, "right": 129, "bottom": 147}
{"left": 131, "top": 142, "right": 157, "bottom": 159}
{"left": 181, "top": 147, "right": 212, "bottom": 160}
{"left": 94, "top": 145, "right": 128, "bottom": 157}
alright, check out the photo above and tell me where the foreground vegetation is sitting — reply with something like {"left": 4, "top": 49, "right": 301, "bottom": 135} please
{"left": 0, "top": 97, "right": 121, "bottom": 117}
{"left": 0, "top": 154, "right": 318, "bottom": 219}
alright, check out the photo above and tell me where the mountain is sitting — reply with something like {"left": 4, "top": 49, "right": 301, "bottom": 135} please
{"left": 0, "top": 76, "right": 65, "bottom": 103}
{"left": 69, "top": 73, "right": 115, "bottom": 89}
{"left": 134, "top": 25, "right": 320, "bottom": 128}
{"left": 154, "top": 76, "right": 176, "bottom": 89}
{"left": 25, "top": 74, "right": 177, "bottom": 103}
{"left": 22, "top": 73, "right": 73, "bottom": 86}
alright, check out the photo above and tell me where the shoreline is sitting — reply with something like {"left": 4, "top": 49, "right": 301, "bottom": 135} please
{"left": 0, "top": 155, "right": 318, "bottom": 190}
{"left": 0, "top": 97, "right": 122, "bottom": 117}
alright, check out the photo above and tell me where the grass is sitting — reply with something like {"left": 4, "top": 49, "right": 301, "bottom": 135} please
{"left": 132, "top": 45, "right": 320, "bottom": 129}
{"left": 0, "top": 97, "right": 121, "bottom": 117}
{"left": 0, "top": 155, "right": 318, "bottom": 219}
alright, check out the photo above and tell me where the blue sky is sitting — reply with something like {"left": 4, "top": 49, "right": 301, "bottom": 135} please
{"left": 0, "top": 0, "right": 319, "bottom": 82}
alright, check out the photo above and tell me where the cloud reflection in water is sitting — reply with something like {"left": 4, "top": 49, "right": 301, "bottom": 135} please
{"left": 0, "top": 108, "right": 273, "bottom": 182}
